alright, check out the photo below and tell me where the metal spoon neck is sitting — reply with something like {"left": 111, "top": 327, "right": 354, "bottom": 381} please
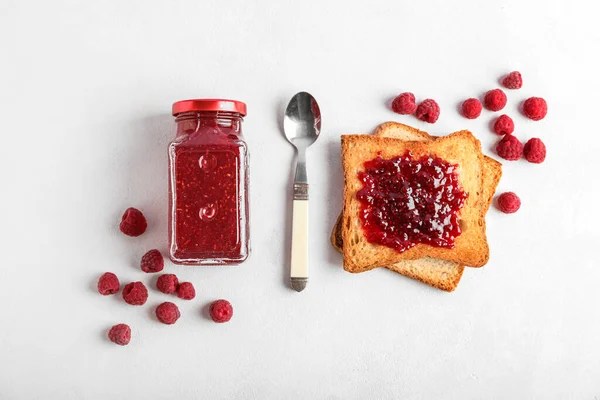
{"left": 294, "top": 153, "right": 308, "bottom": 184}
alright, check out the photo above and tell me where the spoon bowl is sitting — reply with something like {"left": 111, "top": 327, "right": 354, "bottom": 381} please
{"left": 284, "top": 92, "right": 321, "bottom": 150}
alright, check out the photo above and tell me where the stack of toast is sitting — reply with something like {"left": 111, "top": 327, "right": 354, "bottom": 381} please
{"left": 331, "top": 122, "right": 502, "bottom": 291}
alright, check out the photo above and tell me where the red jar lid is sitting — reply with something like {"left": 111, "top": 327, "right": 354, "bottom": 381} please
{"left": 172, "top": 99, "right": 247, "bottom": 116}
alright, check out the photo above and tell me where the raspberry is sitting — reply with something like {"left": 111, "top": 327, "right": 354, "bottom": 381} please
{"left": 496, "top": 135, "right": 523, "bottom": 161}
{"left": 210, "top": 299, "right": 233, "bottom": 323}
{"left": 497, "top": 192, "right": 521, "bottom": 214}
{"left": 523, "top": 97, "right": 547, "bottom": 121}
{"left": 523, "top": 138, "right": 546, "bottom": 163}
{"left": 156, "top": 302, "right": 180, "bottom": 325}
{"left": 415, "top": 99, "right": 440, "bottom": 123}
{"left": 176, "top": 282, "right": 196, "bottom": 300}
{"left": 391, "top": 92, "right": 417, "bottom": 115}
{"left": 493, "top": 114, "right": 514, "bottom": 135}
{"left": 119, "top": 207, "right": 147, "bottom": 237}
{"left": 108, "top": 323, "right": 131, "bottom": 346}
{"left": 122, "top": 282, "right": 148, "bottom": 305}
{"left": 502, "top": 71, "right": 523, "bottom": 89}
{"left": 140, "top": 249, "right": 164, "bottom": 273}
{"left": 461, "top": 98, "right": 482, "bottom": 119}
{"left": 156, "top": 274, "right": 179, "bottom": 294}
{"left": 97, "top": 272, "right": 120, "bottom": 295}
{"left": 484, "top": 89, "right": 507, "bottom": 111}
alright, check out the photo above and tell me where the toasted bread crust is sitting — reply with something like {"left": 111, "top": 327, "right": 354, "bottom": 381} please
{"left": 330, "top": 213, "right": 465, "bottom": 291}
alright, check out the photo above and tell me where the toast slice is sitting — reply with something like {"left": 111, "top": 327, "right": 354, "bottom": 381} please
{"left": 342, "top": 129, "right": 488, "bottom": 272}
{"left": 331, "top": 122, "right": 501, "bottom": 291}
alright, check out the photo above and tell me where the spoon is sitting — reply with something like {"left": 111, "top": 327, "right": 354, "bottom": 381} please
{"left": 283, "top": 92, "right": 322, "bottom": 292}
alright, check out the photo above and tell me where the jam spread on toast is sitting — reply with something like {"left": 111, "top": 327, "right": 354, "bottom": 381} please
{"left": 356, "top": 151, "right": 467, "bottom": 253}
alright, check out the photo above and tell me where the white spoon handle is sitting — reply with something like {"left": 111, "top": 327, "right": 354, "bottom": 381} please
{"left": 290, "top": 183, "right": 308, "bottom": 292}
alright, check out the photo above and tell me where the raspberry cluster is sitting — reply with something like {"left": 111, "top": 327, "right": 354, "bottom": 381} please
{"left": 96, "top": 208, "right": 234, "bottom": 345}
{"left": 390, "top": 92, "right": 440, "bottom": 124}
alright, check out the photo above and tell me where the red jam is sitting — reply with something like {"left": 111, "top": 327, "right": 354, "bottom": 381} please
{"left": 169, "top": 100, "right": 249, "bottom": 265}
{"left": 356, "top": 151, "right": 467, "bottom": 253}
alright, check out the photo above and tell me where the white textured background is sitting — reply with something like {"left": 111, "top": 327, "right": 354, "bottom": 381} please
{"left": 1, "top": 0, "right": 599, "bottom": 399}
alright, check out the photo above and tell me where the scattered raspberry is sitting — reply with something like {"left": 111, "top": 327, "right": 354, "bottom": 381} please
{"left": 210, "top": 299, "right": 233, "bottom": 323}
{"left": 122, "top": 282, "right": 148, "bottom": 305}
{"left": 391, "top": 92, "right": 417, "bottom": 115}
{"left": 496, "top": 135, "right": 523, "bottom": 161}
{"left": 415, "top": 99, "right": 440, "bottom": 123}
{"left": 119, "top": 207, "right": 147, "bottom": 237}
{"left": 140, "top": 249, "right": 164, "bottom": 273}
{"left": 156, "top": 302, "right": 180, "bottom": 325}
{"left": 177, "top": 282, "right": 196, "bottom": 300}
{"left": 156, "top": 274, "right": 179, "bottom": 294}
{"left": 108, "top": 323, "right": 131, "bottom": 346}
{"left": 461, "top": 98, "right": 482, "bottom": 119}
{"left": 97, "top": 272, "right": 120, "bottom": 295}
{"left": 497, "top": 192, "right": 521, "bottom": 214}
{"left": 502, "top": 71, "right": 523, "bottom": 89}
{"left": 493, "top": 114, "right": 515, "bottom": 135}
{"left": 484, "top": 89, "right": 507, "bottom": 111}
{"left": 523, "top": 97, "right": 547, "bottom": 121}
{"left": 523, "top": 138, "right": 546, "bottom": 163}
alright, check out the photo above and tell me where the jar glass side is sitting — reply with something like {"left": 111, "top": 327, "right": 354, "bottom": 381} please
{"left": 168, "top": 112, "right": 249, "bottom": 265}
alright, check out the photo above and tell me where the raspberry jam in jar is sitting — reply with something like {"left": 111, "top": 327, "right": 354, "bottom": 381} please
{"left": 169, "top": 99, "right": 250, "bottom": 265}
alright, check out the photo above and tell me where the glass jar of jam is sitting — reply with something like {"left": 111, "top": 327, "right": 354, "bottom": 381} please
{"left": 169, "top": 99, "right": 250, "bottom": 265}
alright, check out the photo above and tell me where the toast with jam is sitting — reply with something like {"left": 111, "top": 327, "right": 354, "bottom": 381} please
{"left": 341, "top": 127, "right": 493, "bottom": 273}
{"left": 331, "top": 122, "right": 501, "bottom": 291}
